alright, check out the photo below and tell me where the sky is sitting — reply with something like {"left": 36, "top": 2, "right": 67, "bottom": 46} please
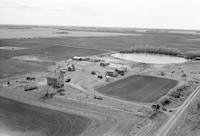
{"left": 0, "top": 0, "right": 200, "bottom": 30}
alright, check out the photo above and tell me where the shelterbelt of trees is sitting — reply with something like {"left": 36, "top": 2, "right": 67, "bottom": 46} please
{"left": 119, "top": 46, "right": 200, "bottom": 59}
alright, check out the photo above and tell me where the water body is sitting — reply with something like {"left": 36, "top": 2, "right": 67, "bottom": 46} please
{"left": 0, "top": 96, "right": 91, "bottom": 136}
{"left": 111, "top": 53, "right": 187, "bottom": 64}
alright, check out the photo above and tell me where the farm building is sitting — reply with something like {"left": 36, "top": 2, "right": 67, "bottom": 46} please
{"left": 115, "top": 67, "right": 127, "bottom": 76}
{"left": 47, "top": 70, "right": 64, "bottom": 88}
{"left": 60, "top": 64, "right": 75, "bottom": 72}
{"left": 91, "top": 70, "right": 100, "bottom": 75}
{"left": 68, "top": 64, "right": 75, "bottom": 71}
{"left": 100, "top": 62, "right": 110, "bottom": 67}
{"left": 106, "top": 71, "right": 118, "bottom": 77}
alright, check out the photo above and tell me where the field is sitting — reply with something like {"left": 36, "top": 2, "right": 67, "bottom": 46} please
{"left": 1, "top": 27, "right": 200, "bottom": 52}
{"left": 0, "top": 96, "right": 91, "bottom": 136}
{"left": 0, "top": 26, "right": 200, "bottom": 136}
{"left": 0, "top": 39, "right": 105, "bottom": 78}
{"left": 17, "top": 31, "right": 200, "bottom": 52}
{"left": 1, "top": 29, "right": 200, "bottom": 78}
{"left": 0, "top": 26, "right": 136, "bottom": 39}
{"left": 97, "top": 75, "right": 177, "bottom": 103}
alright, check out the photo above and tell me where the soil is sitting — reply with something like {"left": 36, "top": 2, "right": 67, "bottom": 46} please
{"left": 0, "top": 96, "right": 91, "bottom": 136}
{"left": 97, "top": 75, "right": 177, "bottom": 103}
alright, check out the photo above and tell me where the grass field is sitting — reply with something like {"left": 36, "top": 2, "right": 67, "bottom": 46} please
{"left": 1, "top": 30, "right": 200, "bottom": 51}
{"left": 0, "top": 96, "right": 91, "bottom": 136}
{"left": 9, "top": 32, "right": 199, "bottom": 52}
{"left": 1, "top": 28, "right": 200, "bottom": 78}
{"left": 0, "top": 26, "right": 138, "bottom": 39}
{"left": 0, "top": 39, "right": 105, "bottom": 78}
{"left": 1, "top": 30, "right": 200, "bottom": 78}
{"left": 97, "top": 75, "right": 177, "bottom": 103}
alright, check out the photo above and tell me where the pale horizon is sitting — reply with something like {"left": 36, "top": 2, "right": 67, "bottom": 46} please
{"left": 1, "top": 0, "right": 200, "bottom": 30}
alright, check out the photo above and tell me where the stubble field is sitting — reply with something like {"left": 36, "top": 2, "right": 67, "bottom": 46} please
{"left": 0, "top": 96, "right": 91, "bottom": 136}
{"left": 97, "top": 75, "right": 177, "bottom": 103}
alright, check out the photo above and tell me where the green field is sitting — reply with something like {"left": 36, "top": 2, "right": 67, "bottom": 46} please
{"left": 97, "top": 75, "right": 177, "bottom": 103}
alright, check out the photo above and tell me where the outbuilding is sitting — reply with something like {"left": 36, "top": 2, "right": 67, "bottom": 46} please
{"left": 100, "top": 62, "right": 110, "bottom": 67}
{"left": 115, "top": 67, "right": 127, "bottom": 76}
{"left": 47, "top": 71, "right": 64, "bottom": 88}
{"left": 105, "top": 71, "right": 118, "bottom": 77}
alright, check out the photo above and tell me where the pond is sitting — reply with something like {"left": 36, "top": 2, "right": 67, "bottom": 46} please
{"left": 111, "top": 53, "right": 187, "bottom": 64}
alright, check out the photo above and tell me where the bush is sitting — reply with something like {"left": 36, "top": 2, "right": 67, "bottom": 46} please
{"left": 181, "top": 74, "right": 187, "bottom": 78}
{"left": 185, "top": 51, "right": 200, "bottom": 59}
{"left": 120, "top": 45, "right": 183, "bottom": 57}
{"left": 197, "top": 101, "right": 200, "bottom": 112}
{"left": 159, "top": 96, "right": 171, "bottom": 106}
{"left": 162, "top": 99, "right": 171, "bottom": 106}
{"left": 169, "top": 84, "right": 189, "bottom": 99}
{"left": 170, "top": 91, "right": 181, "bottom": 98}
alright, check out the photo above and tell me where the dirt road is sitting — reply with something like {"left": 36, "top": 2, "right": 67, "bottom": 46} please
{"left": 156, "top": 85, "right": 200, "bottom": 136}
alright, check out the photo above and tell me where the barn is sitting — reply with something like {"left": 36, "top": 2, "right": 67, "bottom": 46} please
{"left": 47, "top": 71, "right": 64, "bottom": 88}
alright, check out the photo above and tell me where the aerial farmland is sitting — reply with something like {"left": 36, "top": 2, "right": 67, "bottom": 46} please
{"left": 0, "top": 25, "right": 200, "bottom": 136}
